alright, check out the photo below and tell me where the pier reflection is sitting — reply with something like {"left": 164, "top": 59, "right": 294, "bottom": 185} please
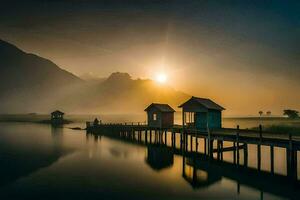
{"left": 87, "top": 129, "right": 300, "bottom": 200}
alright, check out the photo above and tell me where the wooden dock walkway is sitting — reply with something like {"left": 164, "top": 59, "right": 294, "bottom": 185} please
{"left": 86, "top": 123, "right": 300, "bottom": 148}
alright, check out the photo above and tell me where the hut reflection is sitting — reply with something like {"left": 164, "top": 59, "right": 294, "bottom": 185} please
{"left": 146, "top": 144, "right": 174, "bottom": 171}
{"left": 51, "top": 126, "right": 64, "bottom": 149}
{"left": 182, "top": 156, "right": 222, "bottom": 189}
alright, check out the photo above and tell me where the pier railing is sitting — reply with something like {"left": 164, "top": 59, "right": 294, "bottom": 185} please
{"left": 86, "top": 121, "right": 147, "bottom": 128}
{"left": 86, "top": 122, "right": 299, "bottom": 138}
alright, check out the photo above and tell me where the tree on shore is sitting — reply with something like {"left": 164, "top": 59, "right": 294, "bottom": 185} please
{"left": 266, "top": 111, "right": 271, "bottom": 116}
{"left": 259, "top": 111, "right": 263, "bottom": 117}
{"left": 283, "top": 109, "right": 299, "bottom": 119}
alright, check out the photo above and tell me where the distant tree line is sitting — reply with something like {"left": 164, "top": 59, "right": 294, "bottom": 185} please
{"left": 283, "top": 109, "right": 299, "bottom": 119}
{"left": 257, "top": 109, "right": 300, "bottom": 119}
{"left": 258, "top": 111, "right": 272, "bottom": 116}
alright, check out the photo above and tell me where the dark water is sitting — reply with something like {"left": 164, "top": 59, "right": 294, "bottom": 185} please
{"left": 0, "top": 122, "right": 299, "bottom": 200}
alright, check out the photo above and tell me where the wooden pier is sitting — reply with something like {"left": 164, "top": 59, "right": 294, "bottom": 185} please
{"left": 86, "top": 122, "right": 300, "bottom": 181}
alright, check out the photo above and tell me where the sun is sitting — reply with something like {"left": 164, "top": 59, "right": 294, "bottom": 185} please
{"left": 156, "top": 73, "right": 167, "bottom": 84}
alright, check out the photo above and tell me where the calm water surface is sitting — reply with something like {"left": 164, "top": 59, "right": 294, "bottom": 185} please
{"left": 0, "top": 122, "right": 299, "bottom": 200}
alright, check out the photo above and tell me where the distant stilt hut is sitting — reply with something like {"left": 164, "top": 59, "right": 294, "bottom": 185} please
{"left": 179, "top": 96, "right": 225, "bottom": 130}
{"left": 51, "top": 110, "right": 64, "bottom": 125}
{"left": 93, "top": 118, "right": 99, "bottom": 126}
{"left": 144, "top": 103, "right": 175, "bottom": 128}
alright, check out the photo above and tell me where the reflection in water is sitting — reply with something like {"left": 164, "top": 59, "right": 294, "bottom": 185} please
{"left": 146, "top": 144, "right": 174, "bottom": 171}
{"left": 51, "top": 126, "right": 63, "bottom": 148}
{"left": 0, "top": 124, "right": 73, "bottom": 187}
{"left": 91, "top": 129, "right": 300, "bottom": 200}
{"left": 182, "top": 154, "right": 300, "bottom": 199}
{"left": 182, "top": 156, "right": 222, "bottom": 189}
{"left": 0, "top": 122, "right": 299, "bottom": 200}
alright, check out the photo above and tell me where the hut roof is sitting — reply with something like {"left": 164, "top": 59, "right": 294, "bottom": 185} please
{"left": 179, "top": 96, "right": 225, "bottom": 111}
{"left": 144, "top": 103, "right": 175, "bottom": 113}
{"left": 51, "top": 110, "right": 64, "bottom": 115}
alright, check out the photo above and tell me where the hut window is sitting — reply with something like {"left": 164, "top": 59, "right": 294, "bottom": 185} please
{"left": 153, "top": 113, "right": 157, "bottom": 121}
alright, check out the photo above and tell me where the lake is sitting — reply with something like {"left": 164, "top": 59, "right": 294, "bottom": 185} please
{"left": 0, "top": 121, "right": 299, "bottom": 200}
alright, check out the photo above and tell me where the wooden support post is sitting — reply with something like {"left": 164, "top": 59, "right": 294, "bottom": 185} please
{"left": 196, "top": 137, "right": 199, "bottom": 153}
{"left": 244, "top": 143, "right": 248, "bottom": 167}
{"left": 217, "top": 140, "right": 221, "bottom": 160}
{"left": 287, "top": 148, "right": 291, "bottom": 177}
{"left": 293, "top": 149, "right": 298, "bottom": 180}
{"left": 207, "top": 128, "right": 211, "bottom": 155}
{"left": 209, "top": 139, "right": 214, "bottom": 158}
{"left": 174, "top": 132, "right": 176, "bottom": 148}
{"left": 270, "top": 145, "right": 274, "bottom": 174}
{"left": 286, "top": 132, "right": 297, "bottom": 180}
{"left": 158, "top": 130, "right": 161, "bottom": 143}
{"left": 257, "top": 124, "right": 262, "bottom": 171}
{"left": 173, "top": 132, "right": 175, "bottom": 147}
{"left": 233, "top": 142, "right": 236, "bottom": 164}
{"left": 257, "top": 144, "right": 261, "bottom": 171}
{"left": 140, "top": 130, "right": 142, "bottom": 142}
{"left": 132, "top": 130, "right": 135, "bottom": 140}
{"left": 221, "top": 141, "right": 224, "bottom": 160}
{"left": 159, "top": 130, "right": 161, "bottom": 144}
{"left": 182, "top": 110, "right": 185, "bottom": 152}
{"left": 185, "top": 132, "right": 188, "bottom": 152}
{"left": 139, "top": 131, "right": 142, "bottom": 141}
{"left": 150, "top": 130, "right": 152, "bottom": 143}
{"left": 259, "top": 124, "right": 263, "bottom": 142}
{"left": 236, "top": 125, "right": 240, "bottom": 166}
{"left": 180, "top": 132, "right": 183, "bottom": 150}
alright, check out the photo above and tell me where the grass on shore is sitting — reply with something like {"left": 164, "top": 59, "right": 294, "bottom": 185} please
{"left": 252, "top": 125, "right": 300, "bottom": 135}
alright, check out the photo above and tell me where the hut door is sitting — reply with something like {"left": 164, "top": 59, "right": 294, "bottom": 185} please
{"left": 195, "top": 112, "right": 207, "bottom": 130}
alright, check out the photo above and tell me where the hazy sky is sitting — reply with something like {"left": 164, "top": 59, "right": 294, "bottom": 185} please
{"left": 0, "top": 0, "right": 299, "bottom": 116}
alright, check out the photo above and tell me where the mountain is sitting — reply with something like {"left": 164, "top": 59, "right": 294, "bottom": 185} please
{"left": 67, "top": 72, "right": 189, "bottom": 113}
{"left": 0, "top": 39, "right": 189, "bottom": 114}
{"left": 0, "top": 39, "right": 83, "bottom": 113}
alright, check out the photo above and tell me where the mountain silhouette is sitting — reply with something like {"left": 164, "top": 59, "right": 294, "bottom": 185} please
{"left": 0, "top": 39, "right": 188, "bottom": 113}
{"left": 0, "top": 39, "right": 82, "bottom": 91}
{"left": 0, "top": 39, "right": 83, "bottom": 113}
{"left": 72, "top": 72, "right": 188, "bottom": 113}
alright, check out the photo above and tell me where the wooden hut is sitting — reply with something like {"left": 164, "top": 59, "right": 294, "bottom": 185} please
{"left": 178, "top": 97, "right": 225, "bottom": 129}
{"left": 144, "top": 103, "right": 175, "bottom": 128}
{"left": 51, "top": 110, "right": 64, "bottom": 124}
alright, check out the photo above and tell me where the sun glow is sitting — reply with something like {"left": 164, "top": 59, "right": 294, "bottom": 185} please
{"left": 156, "top": 73, "right": 167, "bottom": 84}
